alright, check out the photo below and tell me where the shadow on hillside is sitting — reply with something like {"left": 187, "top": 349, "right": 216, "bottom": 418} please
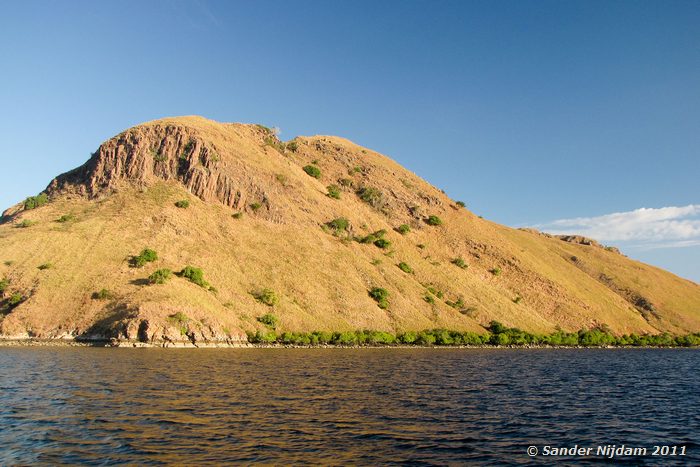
{"left": 76, "top": 303, "right": 138, "bottom": 343}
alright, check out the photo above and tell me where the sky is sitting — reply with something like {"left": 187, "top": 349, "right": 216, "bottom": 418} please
{"left": 1, "top": 0, "right": 698, "bottom": 281}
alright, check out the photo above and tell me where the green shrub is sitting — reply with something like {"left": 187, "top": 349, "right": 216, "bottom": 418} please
{"left": 257, "top": 313, "right": 278, "bottom": 329}
{"left": 175, "top": 199, "right": 190, "bottom": 208}
{"left": 177, "top": 266, "right": 209, "bottom": 288}
{"left": 254, "top": 288, "right": 279, "bottom": 306}
{"left": 446, "top": 297, "right": 465, "bottom": 309}
{"left": 57, "top": 214, "right": 75, "bottom": 223}
{"left": 250, "top": 202, "right": 262, "bottom": 211}
{"left": 357, "top": 186, "right": 385, "bottom": 209}
{"left": 37, "top": 263, "right": 52, "bottom": 270}
{"left": 358, "top": 229, "right": 386, "bottom": 244}
{"left": 369, "top": 287, "right": 389, "bottom": 309}
{"left": 303, "top": 165, "right": 321, "bottom": 178}
{"left": 456, "top": 201, "right": 466, "bottom": 208}
{"left": 451, "top": 257, "right": 468, "bottom": 269}
{"left": 326, "top": 184, "right": 341, "bottom": 199}
{"left": 350, "top": 166, "right": 363, "bottom": 174}
{"left": 168, "top": 312, "right": 189, "bottom": 335}
{"left": 92, "top": 288, "right": 114, "bottom": 300}
{"left": 0, "top": 278, "right": 8, "bottom": 293}
{"left": 148, "top": 268, "right": 172, "bottom": 284}
{"left": 426, "top": 286, "right": 443, "bottom": 298}
{"left": 286, "top": 141, "right": 298, "bottom": 152}
{"left": 23, "top": 193, "right": 49, "bottom": 210}
{"left": 17, "top": 219, "right": 35, "bottom": 228}
{"left": 490, "top": 267, "right": 502, "bottom": 276}
{"left": 275, "top": 174, "right": 288, "bottom": 185}
{"left": 232, "top": 212, "right": 243, "bottom": 219}
{"left": 399, "top": 331, "right": 418, "bottom": 344}
{"left": 326, "top": 217, "right": 350, "bottom": 235}
{"left": 373, "top": 238, "right": 391, "bottom": 249}
{"left": 424, "top": 294, "right": 435, "bottom": 304}
{"left": 7, "top": 293, "right": 23, "bottom": 307}
{"left": 426, "top": 215, "right": 443, "bottom": 226}
{"left": 132, "top": 248, "right": 158, "bottom": 268}
{"left": 398, "top": 262, "right": 413, "bottom": 274}
{"left": 513, "top": 296, "right": 522, "bottom": 304}
{"left": 396, "top": 224, "right": 411, "bottom": 235}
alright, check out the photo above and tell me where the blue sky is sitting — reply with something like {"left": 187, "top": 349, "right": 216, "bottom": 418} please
{"left": 1, "top": 0, "right": 698, "bottom": 281}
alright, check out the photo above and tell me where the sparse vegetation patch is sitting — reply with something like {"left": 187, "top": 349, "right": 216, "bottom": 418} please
{"left": 92, "top": 289, "right": 114, "bottom": 300}
{"left": 451, "top": 257, "right": 468, "bottom": 269}
{"left": 303, "top": 165, "right": 321, "bottom": 179}
{"left": 132, "top": 248, "right": 158, "bottom": 268}
{"left": 326, "top": 184, "right": 341, "bottom": 199}
{"left": 23, "top": 193, "right": 48, "bottom": 210}
{"left": 177, "top": 266, "right": 210, "bottom": 289}
{"left": 396, "top": 224, "right": 411, "bottom": 235}
{"left": 253, "top": 288, "right": 279, "bottom": 306}
{"left": 369, "top": 287, "right": 390, "bottom": 309}
{"left": 258, "top": 313, "right": 278, "bottom": 329}
{"left": 398, "top": 262, "right": 413, "bottom": 274}
{"left": 175, "top": 199, "right": 190, "bottom": 208}
{"left": 149, "top": 268, "right": 172, "bottom": 284}
{"left": 426, "top": 215, "right": 443, "bottom": 226}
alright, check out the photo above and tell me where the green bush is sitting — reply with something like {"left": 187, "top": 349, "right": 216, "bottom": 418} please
{"left": 398, "top": 262, "right": 413, "bottom": 274}
{"left": 490, "top": 267, "right": 502, "bottom": 276}
{"left": 326, "top": 184, "right": 341, "bottom": 199}
{"left": 17, "top": 219, "right": 35, "bottom": 228}
{"left": 424, "top": 294, "right": 435, "bottom": 304}
{"left": 286, "top": 141, "right": 298, "bottom": 152}
{"left": 257, "top": 313, "right": 278, "bottom": 329}
{"left": 426, "top": 286, "right": 443, "bottom": 298}
{"left": 23, "top": 193, "right": 49, "bottom": 210}
{"left": 254, "top": 288, "right": 279, "bottom": 306}
{"left": 175, "top": 199, "right": 190, "bottom": 208}
{"left": 92, "top": 288, "right": 114, "bottom": 300}
{"left": 426, "top": 215, "right": 443, "bottom": 226}
{"left": 148, "top": 268, "right": 172, "bottom": 284}
{"left": 37, "top": 263, "right": 52, "bottom": 270}
{"left": 357, "top": 186, "right": 385, "bottom": 209}
{"left": 445, "top": 297, "right": 465, "bottom": 309}
{"left": 250, "top": 202, "right": 262, "bottom": 211}
{"left": 451, "top": 257, "right": 468, "bottom": 269}
{"left": 177, "top": 266, "right": 209, "bottom": 288}
{"left": 513, "top": 296, "right": 522, "bottom": 304}
{"left": 456, "top": 201, "right": 466, "bottom": 208}
{"left": 132, "top": 248, "right": 158, "bottom": 268}
{"left": 7, "top": 292, "right": 23, "bottom": 307}
{"left": 369, "top": 287, "right": 389, "bottom": 309}
{"left": 396, "top": 224, "right": 411, "bottom": 235}
{"left": 0, "top": 278, "right": 9, "bottom": 294}
{"left": 303, "top": 165, "right": 321, "bottom": 179}
{"left": 373, "top": 238, "right": 391, "bottom": 249}
{"left": 232, "top": 212, "right": 243, "bottom": 219}
{"left": 57, "top": 214, "right": 75, "bottom": 223}
{"left": 326, "top": 217, "right": 350, "bottom": 235}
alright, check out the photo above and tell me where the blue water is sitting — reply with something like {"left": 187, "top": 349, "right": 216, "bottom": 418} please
{"left": 0, "top": 348, "right": 698, "bottom": 465}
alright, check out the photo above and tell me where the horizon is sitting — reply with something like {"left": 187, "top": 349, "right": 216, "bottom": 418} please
{"left": 1, "top": 0, "right": 698, "bottom": 281}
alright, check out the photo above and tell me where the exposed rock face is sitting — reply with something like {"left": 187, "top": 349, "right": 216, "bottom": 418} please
{"left": 47, "top": 123, "right": 268, "bottom": 212}
{"left": 556, "top": 235, "right": 601, "bottom": 247}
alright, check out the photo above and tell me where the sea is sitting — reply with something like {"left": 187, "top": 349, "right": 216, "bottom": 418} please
{"left": 0, "top": 348, "right": 698, "bottom": 465}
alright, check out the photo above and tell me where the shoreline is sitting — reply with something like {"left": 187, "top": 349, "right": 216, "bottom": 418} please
{"left": 0, "top": 337, "right": 697, "bottom": 349}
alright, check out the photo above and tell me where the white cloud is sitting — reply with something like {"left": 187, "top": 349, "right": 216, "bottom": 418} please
{"left": 532, "top": 204, "right": 700, "bottom": 248}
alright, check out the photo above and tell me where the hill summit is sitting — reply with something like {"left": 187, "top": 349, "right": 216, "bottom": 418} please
{"left": 1, "top": 116, "right": 698, "bottom": 346}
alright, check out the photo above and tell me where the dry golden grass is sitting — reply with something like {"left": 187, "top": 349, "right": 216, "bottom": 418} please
{"left": 0, "top": 116, "right": 698, "bottom": 341}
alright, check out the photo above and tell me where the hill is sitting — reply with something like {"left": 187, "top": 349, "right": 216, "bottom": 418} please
{"left": 1, "top": 116, "right": 699, "bottom": 346}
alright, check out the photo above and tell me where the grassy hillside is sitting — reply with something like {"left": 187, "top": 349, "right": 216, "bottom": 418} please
{"left": 1, "top": 116, "right": 698, "bottom": 344}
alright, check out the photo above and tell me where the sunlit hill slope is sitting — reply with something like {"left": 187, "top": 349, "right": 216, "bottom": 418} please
{"left": 1, "top": 116, "right": 698, "bottom": 345}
